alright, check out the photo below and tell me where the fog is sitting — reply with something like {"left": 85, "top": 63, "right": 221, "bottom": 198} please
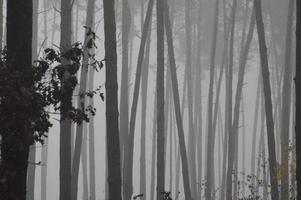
{"left": 2, "top": 0, "right": 297, "bottom": 200}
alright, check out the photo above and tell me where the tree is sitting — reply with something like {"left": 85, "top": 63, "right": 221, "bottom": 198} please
{"left": 0, "top": 1, "right": 32, "bottom": 199}
{"left": 59, "top": 1, "right": 73, "bottom": 200}
{"left": 156, "top": 0, "right": 165, "bottom": 199}
{"left": 280, "top": 0, "right": 294, "bottom": 199}
{"left": 295, "top": 0, "right": 301, "bottom": 200}
{"left": 103, "top": 0, "right": 122, "bottom": 199}
{"left": 27, "top": 0, "right": 39, "bottom": 199}
{"left": 120, "top": 0, "right": 131, "bottom": 166}
{"left": 140, "top": 9, "right": 152, "bottom": 200}
{"left": 184, "top": 0, "right": 197, "bottom": 197}
{"left": 205, "top": 0, "right": 219, "bottom": 199}
{"left": 164, "top": 1, "right": 192, "bottom": 199}
{"left": 254, "top": 0, "right": 279, "bottom": 199}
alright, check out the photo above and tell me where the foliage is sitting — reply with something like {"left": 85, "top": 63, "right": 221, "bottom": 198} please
{"left": 0, "top": 32, "right": 102, "bottom": 145}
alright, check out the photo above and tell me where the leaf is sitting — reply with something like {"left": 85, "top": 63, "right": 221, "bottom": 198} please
{"left": 100, "top": 93, "right": 104, "bottom": 101}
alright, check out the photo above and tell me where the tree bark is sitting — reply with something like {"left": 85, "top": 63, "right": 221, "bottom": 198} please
{"left": 205, "top": 0, "right": 220, "bottom": 199}
{"left": 119, "top": 0, "right": 131, "bottom": 168}
{"left": 280, "top": 0, "right": 294, "bottom": 199}
{"left": 184, "top": 0, "right": 197, "bottom": 197}
{"left": 0, "top": 1, "right": 32, "bottom": 199}
{"left": 156, "top": 0, "right": 165, "bottom": 199}
{"left": 140, "top": 12, "right": 152, "bottom": 199}
{"left": 59, "top": 0, "right": 73, "bottom": 199}
{"left": 88, "top": 53, "right": 96, "bottom": 200}
{"left": 103, "top": 0, "right": 122, "bottom": 198}
{"left": 295, "top": 0, "right": 301, "bottom": 200}
{"left": 254, "top": 0, "right": 279, "bottom": 199}
{"left": 150, "top": 91, "right": 157, "bottom": 200}
{"left": 27, "top": 0, "right": 39, "bottom": 199}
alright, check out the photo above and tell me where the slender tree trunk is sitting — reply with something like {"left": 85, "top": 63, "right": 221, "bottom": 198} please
{"left": 82, "top": 123, "right": 88, "bottom": 199}
{"left": 184, "top": 0, "right": 196, "bottom": 197}
{"left": 103, "top": 0, "right": 122, "bottom": 198}
{"left": 150, "top": 91, "right": 157, "bottom": 200}
{"left": 254, "top": 0, "right": 279, "bottom": 199}
{"left": 196, "top": 1, "right": 203, "bottom": 199}
{"left": 280, "top": 1, "right": 294, "bottom": 199}
{"left": 120, "top": 0, "right": 131, "bottom": 170}
{"left": 41, "top": 1, "right": 48, "bottom": 197}
{"left": 295, "top": 1, "right": 301, "bottom": 200}
{"left": 251, "top": 71, "right": 261, "bottom": 195}
{"left": 123, "top": 0, "right": 154, "bottom": 198}
{"left": 0, "top": 0, "right": 3, "bottom": 49}
{"left": 241, "top": 95, "right": 246, "bottom": 198}
{"left": 156, "top": 0, "right": 165, "bottom": 199}
{"left": 205, "top": 0, "right": 220, "bottom": 199}
{"left": 228, "top": 7, "right": 255, "bottom": 200}
{"left": 59, "top": 0, "right": 73, "bottom": 200}
{"left": 164, "top": 2, "right": 192, "bottom": 200}
{"left": 140, "top": 10, "right": 152, "bottom": 199}
{"left": 27, "top": 0, "right": 39, "bottom": 199}
{"left": 88, "top": 53, "right": 96, "bottom": 200}
{"left": 71, "top": 0, "right": 95, "bottom": 198}
{"left": 225, "top": 1, "right": 237, "bottom": 199}
{"left": 220, "top": 1, "right": 230, "bottom": 198}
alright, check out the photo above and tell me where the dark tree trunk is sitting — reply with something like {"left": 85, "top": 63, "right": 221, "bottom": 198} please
{"left": 184, "top": 0, "right": 196, "bottom": 197}
{"left": 254, "top": 0, "right": 279, "bottom": 199}
{"left": 119, "top": 0, "right": 131, "bottom": 169}
{"left": 205, "top": 0, "right": 220, "bottom": 199}
{"left": 280, "top": 0, "right": 294, "bottom": 199}
{"left": 150, "top": 92, "right": 157, "bottom": 200}
{"left": 156, "top": 0, "right": 165, "bottom": 199}
{"left": 27, "top": 0, "right": 39, "bottom": 199}
{"left": 0, "top": 1, "right": 32, "bottom": 200}
{"left": 140, "top": 13, "right": 152, "bottom": 199}
{"left": 103, "top": 0, "right": 122, "bottom": 199}
{"left": 59, "top": 1, "right": 73, "bottom": 200}
{"left": 295, "top": 0, "right": 301, "bottom": 200}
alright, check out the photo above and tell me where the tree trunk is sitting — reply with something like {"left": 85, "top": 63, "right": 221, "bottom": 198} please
{"left": 184, "top": 0, "right": 196, "bottom": 197}
{"left": 150, "top": 91, "right": 157, "bottom": 200}
{"left": 82, "top": 123, "right": 88, "bottom": 199}
{"left": 196, "top": 1, "right": 203, "bottom": 199}
{"left": 164, "top": 2, "right": 192, "bottom": 200}
{"left": 140, "top": 12, "right": 152, "bottom": 199}
{"left": 254, "top": 0, "right": 279, "bottom": 199}
{"left": 205, "top": 0, "right": 220, "bottom": 199}
{"left": 251, "top": 71, "right": 261, "bottom": 195}
{"left": 295, "top": 0, "right": 301, "bottom": 200}
{"left": 41, "top": 0, "right": 49, "bottom": 198}
{"left": 225, "top": 1, "right": 237, "bottom": 199}
{"left": 122, "top": 0, "right": 154, "bottom": 198}
{"left": 156, "top": 0, "right": 165, "bottom": 199}
{"left": 59, "top": 0, "right": 73, "bottom": 199}
{"left": 88, "top": 54, "right": 96, "bottom": 200}
{"left": 280, "top": 0, "right": 294, "bottom": 199}
{"left": 0, "top": 0, "right": 3, "bottom": 49}
{"left": 27, "top": 0, "right": 39, "bottom": 199}
{"left": 228, "top": 6, "right": 255, "bottom": 200}
{"left": 119, "top": 0, "right": 131, "bottom": 169}
{"left": 103, "top": 0, "right": 122, "bottom": 198}
{"left": 0, "top": 1, "right": 32, "bottom": 200}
